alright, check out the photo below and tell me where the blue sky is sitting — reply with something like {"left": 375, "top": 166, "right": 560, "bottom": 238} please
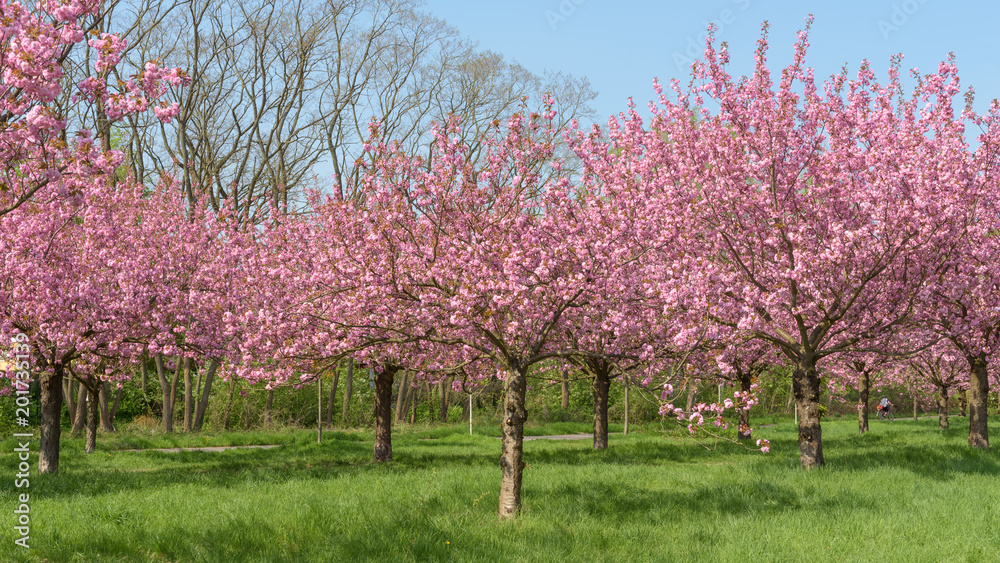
{"left": 421, "top": 0, "right": 1000, "bottom": 123}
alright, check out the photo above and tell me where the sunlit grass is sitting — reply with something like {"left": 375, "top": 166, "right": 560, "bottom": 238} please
{"left": 1, "top": 417, "right": 998, "bottom": 562}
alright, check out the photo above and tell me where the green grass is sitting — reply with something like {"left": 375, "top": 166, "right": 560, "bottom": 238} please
{"left": 2, "top": 416, "right": 999, "bottom": 562}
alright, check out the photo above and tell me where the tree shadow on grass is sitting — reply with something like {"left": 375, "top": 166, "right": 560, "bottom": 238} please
{"left": 769, "top": 419, "right": 1000, "bottom": 479}
{"left": 529, "top": 478, "right": 827, "bottom": 520}
{"left": 23, "top": 420, "right": 1000, "bottom": 506}
{"left": 22, "top": 437, "right": 381, "bottom": 500}
{"left": 25, "top": 431, "right": 756, "bottom": 503}
{"left": 826, "top": 440, "right": 1000, "bottom": 480}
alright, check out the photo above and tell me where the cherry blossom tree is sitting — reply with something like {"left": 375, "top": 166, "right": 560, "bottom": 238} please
{"left": 339, "top": 112, "right": 593, "bottom": 518}
{"left": 921, "top": 99, "right": 1000, "bottom": 449}
{"left": 574, "top": 19, "right": 977, "bottom": 468}
{"left": 0, "top": 0, "right": 188, "bottom": 472}
{"left": 906, "top": 343, "right": 970, "bottom": 429}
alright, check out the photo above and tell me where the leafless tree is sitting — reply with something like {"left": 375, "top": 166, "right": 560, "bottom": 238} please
{"left": 101, "top": 0, "right": 595, "bottom": 219}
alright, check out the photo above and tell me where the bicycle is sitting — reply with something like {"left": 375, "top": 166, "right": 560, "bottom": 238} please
{"left": 876, "top": 405, "right": 894, "bottom": 421}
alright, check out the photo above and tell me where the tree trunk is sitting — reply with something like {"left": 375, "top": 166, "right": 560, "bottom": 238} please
{"left": 85, "top": 382, "right": 100, "bottom": 454}
{"left": 738, "top": 370, "right": 753, "bottom": 441}
{"left": 439, "top": 379, "right": 449, "bottom": 423}
{"left": 686, "top": 379, "right": 697, "bottom": 413}
{"left": 938, "top": 385, "right": 949, "bottom": 429}
{"left": 154, "top": 354, "right": 173, "bottom": 432}
{"left": 325, "top": 367, "right": 339, "bottom": 428}
{"left": 592, "top": 364, "right": 611, "bottom": 450}
{"left": 792, "top": 357, "right": 824, "bottom": 469}
{"left": 373, "top": 366, "right": 397, "bottom": 462}
{"left": 623, "top": 375, "right": 630, "bottom": 436}
{"left": 858, "top": 369, "right": 870, "bottom": 434}
{"left": 98, "top": 382, "right": 116, "bottom": 432}
{"left": 967, "top": 355, "right": 989, "bottom": 449}
{"left": 112, "top": 386, "right": 122, "bottom": 421}
{"left": 960, "top": 389, "right": 967, "bottom": 417}
{"left": 326, "top": 366, "right": 340, "bottom": 424}
{"left": 169, "top": 356, "right": 182, "bottom": 430}
{"left": 408, "top": 382, "right": 417, "bottom": 424}
{"left": 63, "top": 378, "right": 76, "bottom": 421}
{"left": 787, "top": 377, "right": 795, "bottom": 414}
{"left": 39, "top": 361, "right": 64, "bottom": 475}
{"left": 264, "top": 389, "right": 275, "bottom": 426}
{"left": 341, "top": 362, "right": 354, "bottom": 426}
{"left": 425, "top": 381, "right": 434, "bottom": 423}
{"left": 912, "top": 395, "right": 918, "bottom": 420}
{"left": 561, "top": 369, "right": 570, "bottom": 409}
{"left": 72, "top": 384, "right": 87, "bottom": 436}
{"left": 193, "top": 359, "right": 218, "bottom": 431}
{"left": 499, "top": 365, "right": 529, "bottom": 519}
{"left": 223, "top": 377, "right": 237, "bottom": 429}
{"left": 183, "top": 358, "right": 194, "bottom": 431}
{"left": 395, "top": 370, "right": 409, "bottom": 425}
{"left": 194, "top": 366, "right": 203, "bottom": 414}
{"left": 317, "top": 378, "right": 323, "bottom": 444}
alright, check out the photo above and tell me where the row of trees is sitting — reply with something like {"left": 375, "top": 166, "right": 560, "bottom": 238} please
{"left": 3, "top": 8, "right": 999, "bottom": 520}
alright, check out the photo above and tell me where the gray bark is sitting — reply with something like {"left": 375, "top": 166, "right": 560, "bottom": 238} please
{"left": 183, "top": 358, "right": 194, "bottom": 431}
{"left": 62, "top": 378, "right": 76, "bottom": 422}
{"left": 938, "top": 386, "right": 949, "bottom": 429}
{"left": 686, "top": 379, "right": 698, "bottom": 413}
{"left": 737, "top": 370, "right": 753, "bottom": 441}
{"left": 85, "top": 382, "right": 100, "bottom": 454}
{"left": 373, "top": 366, "right": 398, "bottom": 462}
{"left": 98, "top": 382, "right": 117, "bottom": 432}
{"left": 425, "top": 381, "right": 434, "bottom": 423}
{"left": 264, "top": 388, "right": 275, "bottom": 426}
{"left": 858, "top": 368, "right": 869, "bottom": 434}
{"left": 968, "top": 355, "right": 989, "bottom": 449}
{"left": 405, "top": 381, "right": 415, "bottom": 424}
{"left": 591, "top": 362, "right": 611, "bottom": 450}
{"left": 395, "top": 370, "right": 409, "bottom": 424}
{"left": 498, "top": 365, "right": 528, "bottom": 519}
{"left": 169, "top": 356, "right": 182, "bottom": 429}
{"left": 223, "top": 377, "right": 237, "bottom": 429}
{"left": 193, "top": 359, "right": 218, "bottom": 431}
{"left": 793, "top": 357, "right": 824, "bottom": 469}
{"left": 623, "top": 375, "right": 629, "bottom": 436}
{"left": 39, "top": 362, "right": 64, "bottom": 474}
{"left": 154, "top": 354, "right": 174, "bottom": 433}
{"left": 72, "top": 384, "right": 87, "bottom": 436}
{"left": 341, "top": 361, "right": 354, "bottom": 426}
{"left": 561, "top": 369, "right": 569, "bottom": 409}
{"left": 325, "top": 368, "right": 339, "bottom": 428}
{"left": 438, "top": 379, "right": 449, "bottom": 423}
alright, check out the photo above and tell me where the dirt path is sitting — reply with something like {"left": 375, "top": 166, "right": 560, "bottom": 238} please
{"left": 523, "top": 433, "right": 593, "bottom": 441}
{"left": 119, "top": 444, "right": 282, "bottom": 453}
{"left": 519, "top": 433, "right": 626, "bottom": 441}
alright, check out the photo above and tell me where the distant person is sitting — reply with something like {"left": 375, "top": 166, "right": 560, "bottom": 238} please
{"left": 878, "top": 395, "right": 891, "bottom": 416}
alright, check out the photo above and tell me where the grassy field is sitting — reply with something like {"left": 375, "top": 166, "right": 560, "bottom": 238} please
{"left": 2, "top": 416, "right": 999, "bottom": 562}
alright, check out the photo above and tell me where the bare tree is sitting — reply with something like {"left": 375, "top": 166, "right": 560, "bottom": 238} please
{"left": 107, "top": 0, "right": 596, "bottom": 216}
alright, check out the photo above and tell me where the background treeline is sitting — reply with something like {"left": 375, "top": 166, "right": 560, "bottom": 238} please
{"left": 6, "top": 361, "right": 992, "bottom": 436}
